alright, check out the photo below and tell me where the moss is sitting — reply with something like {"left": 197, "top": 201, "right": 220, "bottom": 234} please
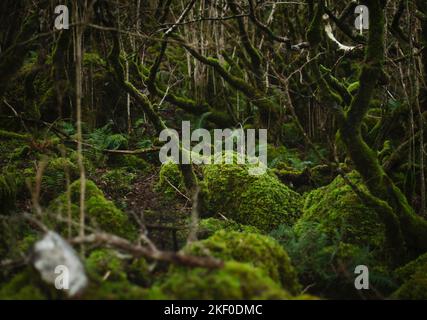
{"left": 0, "top": 270, "right": 46, "bottom": 300}
{"left": 152, "top": 261, "right": 291, "bottom": 300}
{"left": 82, "top": 280, "right": 148, "bottom": 300}
{"left": 0, "top": 215, "right": 36, "bottom": 261}
{"left": 86, "top": 249, "right": 127, "bottom": 282}
{"left": 306, "top": 1, "right": 324, "bottom": 47}
{"left": 0, "top": 130, "right": 30, "bottom": 141}
{"left": 294, "top": 172, "right": 386, "bottom": 251}
{"left": 100, "top": 168, "right": 136, "bottom": 197}
{"left": 0, "top": 172, "right": 17, "bottom": 215}
{"left": 109, "top": 154, "right": 153, "bottom": 174}
{"left": 155, "top": 161, "right": 186, "bottom": 200}
{"left": 202, "top": 159, "right": 302, "bottom": 232}
{"left": 183, "top": 230, "right": 301, "bottom": 294}
{"left": 198, "top": 218, "right": 260, "bottom": 239}
{"left": 392, "top": 253, "right": 427, "bottom": 299}
{"left": 48, "top": 179, "right": 137, "bottom": 239}
{"left": 82, "top": 249, "right": 150, "bottom": 299}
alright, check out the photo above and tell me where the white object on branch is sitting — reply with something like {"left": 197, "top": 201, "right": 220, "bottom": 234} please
{"left": 32, "top": 231, "right": 88, "bottom": 297}
{"left": 323, "top": 14, "right": 355, "bottom": 52}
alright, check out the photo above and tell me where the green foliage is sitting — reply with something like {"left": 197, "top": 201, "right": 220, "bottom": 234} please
{"left": 392, "top": 253, "right": 427, "bottom": 299}
{"left": 271, "top": 223, "right": 395, "bottom": 299}
{"left": 86, "top": 123, "right": 128, "bottom": 165}
{"left": 101, "top": 169, "right": 136, "bottom": 196}
{"left": 48, "top": 179, "right": 137, "bottom": 239}
{"left": 0, "top": 270, "right": 46, "bottom": 300}
{"left": 267, "top": 144, "right": 310, "bottom": 170}
{"left": 151, "top": 261, "right": 291, "bottom": 300}
{"left": 183, "top": 230, "right": 301, "bottom": 294}
{"left": 41, "top": 157, "right": 79, "bottom": 201}
{"left": 0, "top": 172, "right": 17, "bottom": 215}
{"left": 281, "top": 123, "right": 305, "bottom": 148}
{"left": 108, "top": 154, "right": 153, "bottom": 175}
{"left": 202, "top": 158, "right": 302, "bottom": 232}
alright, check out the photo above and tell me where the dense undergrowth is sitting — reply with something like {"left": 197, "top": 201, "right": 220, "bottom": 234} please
{"left": 0, "top": 127, "right": 425, "bottom": 300}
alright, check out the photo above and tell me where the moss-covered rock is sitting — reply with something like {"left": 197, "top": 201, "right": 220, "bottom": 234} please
{"left": 294, "top": 172, "right": 385, "bottom": 250}
{"left": 155, "top": 161, "right": 186, "bottom": 200}
{"left": 198, "top": 218, "right": 260, "bottom": 239}
{"left": 183, "top": 230, "right": 301, "bottom": 294}
{"left": 151, "top": 261, "right": 291, "bottom": 299}
{"left": 202, "top": 160, "right": 302, "bottom": 232}
{"left": 392, "top": 252, "right": 427, "bottom": 299}
{"left": 48, "top": 179, "right": 137, "bottom": 239}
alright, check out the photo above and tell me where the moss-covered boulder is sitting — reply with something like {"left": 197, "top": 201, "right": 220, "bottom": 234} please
{"left": 48, "top": 179, "right": 136, "bottom": 239}
{"left": 198, "top": 218, "right": 260, "bottom": 239}
{"left": 183, "top": 230, "right": 300, "bottom": 294}
{"left": 294, "top": 172, "right": 385, "bottom": 250}
{"left": 392, "top": 252, "right": 427, "bottom": 299}
{"left": 202, "top": 161, "right": 302, "bottom": 232}
{"left": 150, "top": 261, "right": 291, "bottom": 299}
{"left": 155, "top": 161, "right": 186, "bottom": 200}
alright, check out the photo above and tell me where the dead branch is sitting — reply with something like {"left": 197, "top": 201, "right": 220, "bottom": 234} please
{"left": 71, "top": 232, "right": 224, "bottom": 269}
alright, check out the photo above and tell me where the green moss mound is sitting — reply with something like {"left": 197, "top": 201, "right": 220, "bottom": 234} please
{"left": 151, "top": 261, "right": 291, "bottom": 300}
{"left": 48, "top": 179, "right": 136, "bottom": 239}
{"left": 392, "top": 252, "right": 427, "bottom": 299}
{"left": 183, "top": 230, "right": 300, "bottom": 294}
{"left": 155, "top": 161, "right": 186, "bottom": 200}
{"left": 294, "top": 172, "right": 385, "bottom": 250}
{"left": 198, "top": 218, "right": 260, "bottom": 239}
{"left": 0, "top": 270, "right": 46, "bottom": 300}
{"left": 82, "top": 249, "right": 150, "bottom": 299}
{"left": 202, "top": 160, "right": 302, "bottom": 232}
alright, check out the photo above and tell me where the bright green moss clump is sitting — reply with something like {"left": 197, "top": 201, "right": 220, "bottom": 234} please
{"left": 183, "top": 230, "right": 301, "bottom": 294}
{"left": 392, "top": 253, "right": 427, "bottom": 299}
{"left": 294, "top": 172, "right": 385, "bottom": 250}
{"left": 82, "top": 249, "right": 150, "bottom": 300}
{"left": 202, "top": 161, "right": 302, "bottom": 232}
{"left": 0, "top": 270, "right": 46, "bottom": 300}
{"left": 155, "top": 161, "right": 186, "bottom": 200}
{"left": 151, "top": 261, "right": 291, "bottom": 300}
{"left": 198, "top": 218, "right": 260, "bottom": 239}
{"left": 49, "top": 179, "right": 136, "bottom": 239}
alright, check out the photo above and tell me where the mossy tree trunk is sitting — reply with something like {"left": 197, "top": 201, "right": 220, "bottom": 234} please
{"left": 307, "top": 0, "right": 427, "bottom": 262}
